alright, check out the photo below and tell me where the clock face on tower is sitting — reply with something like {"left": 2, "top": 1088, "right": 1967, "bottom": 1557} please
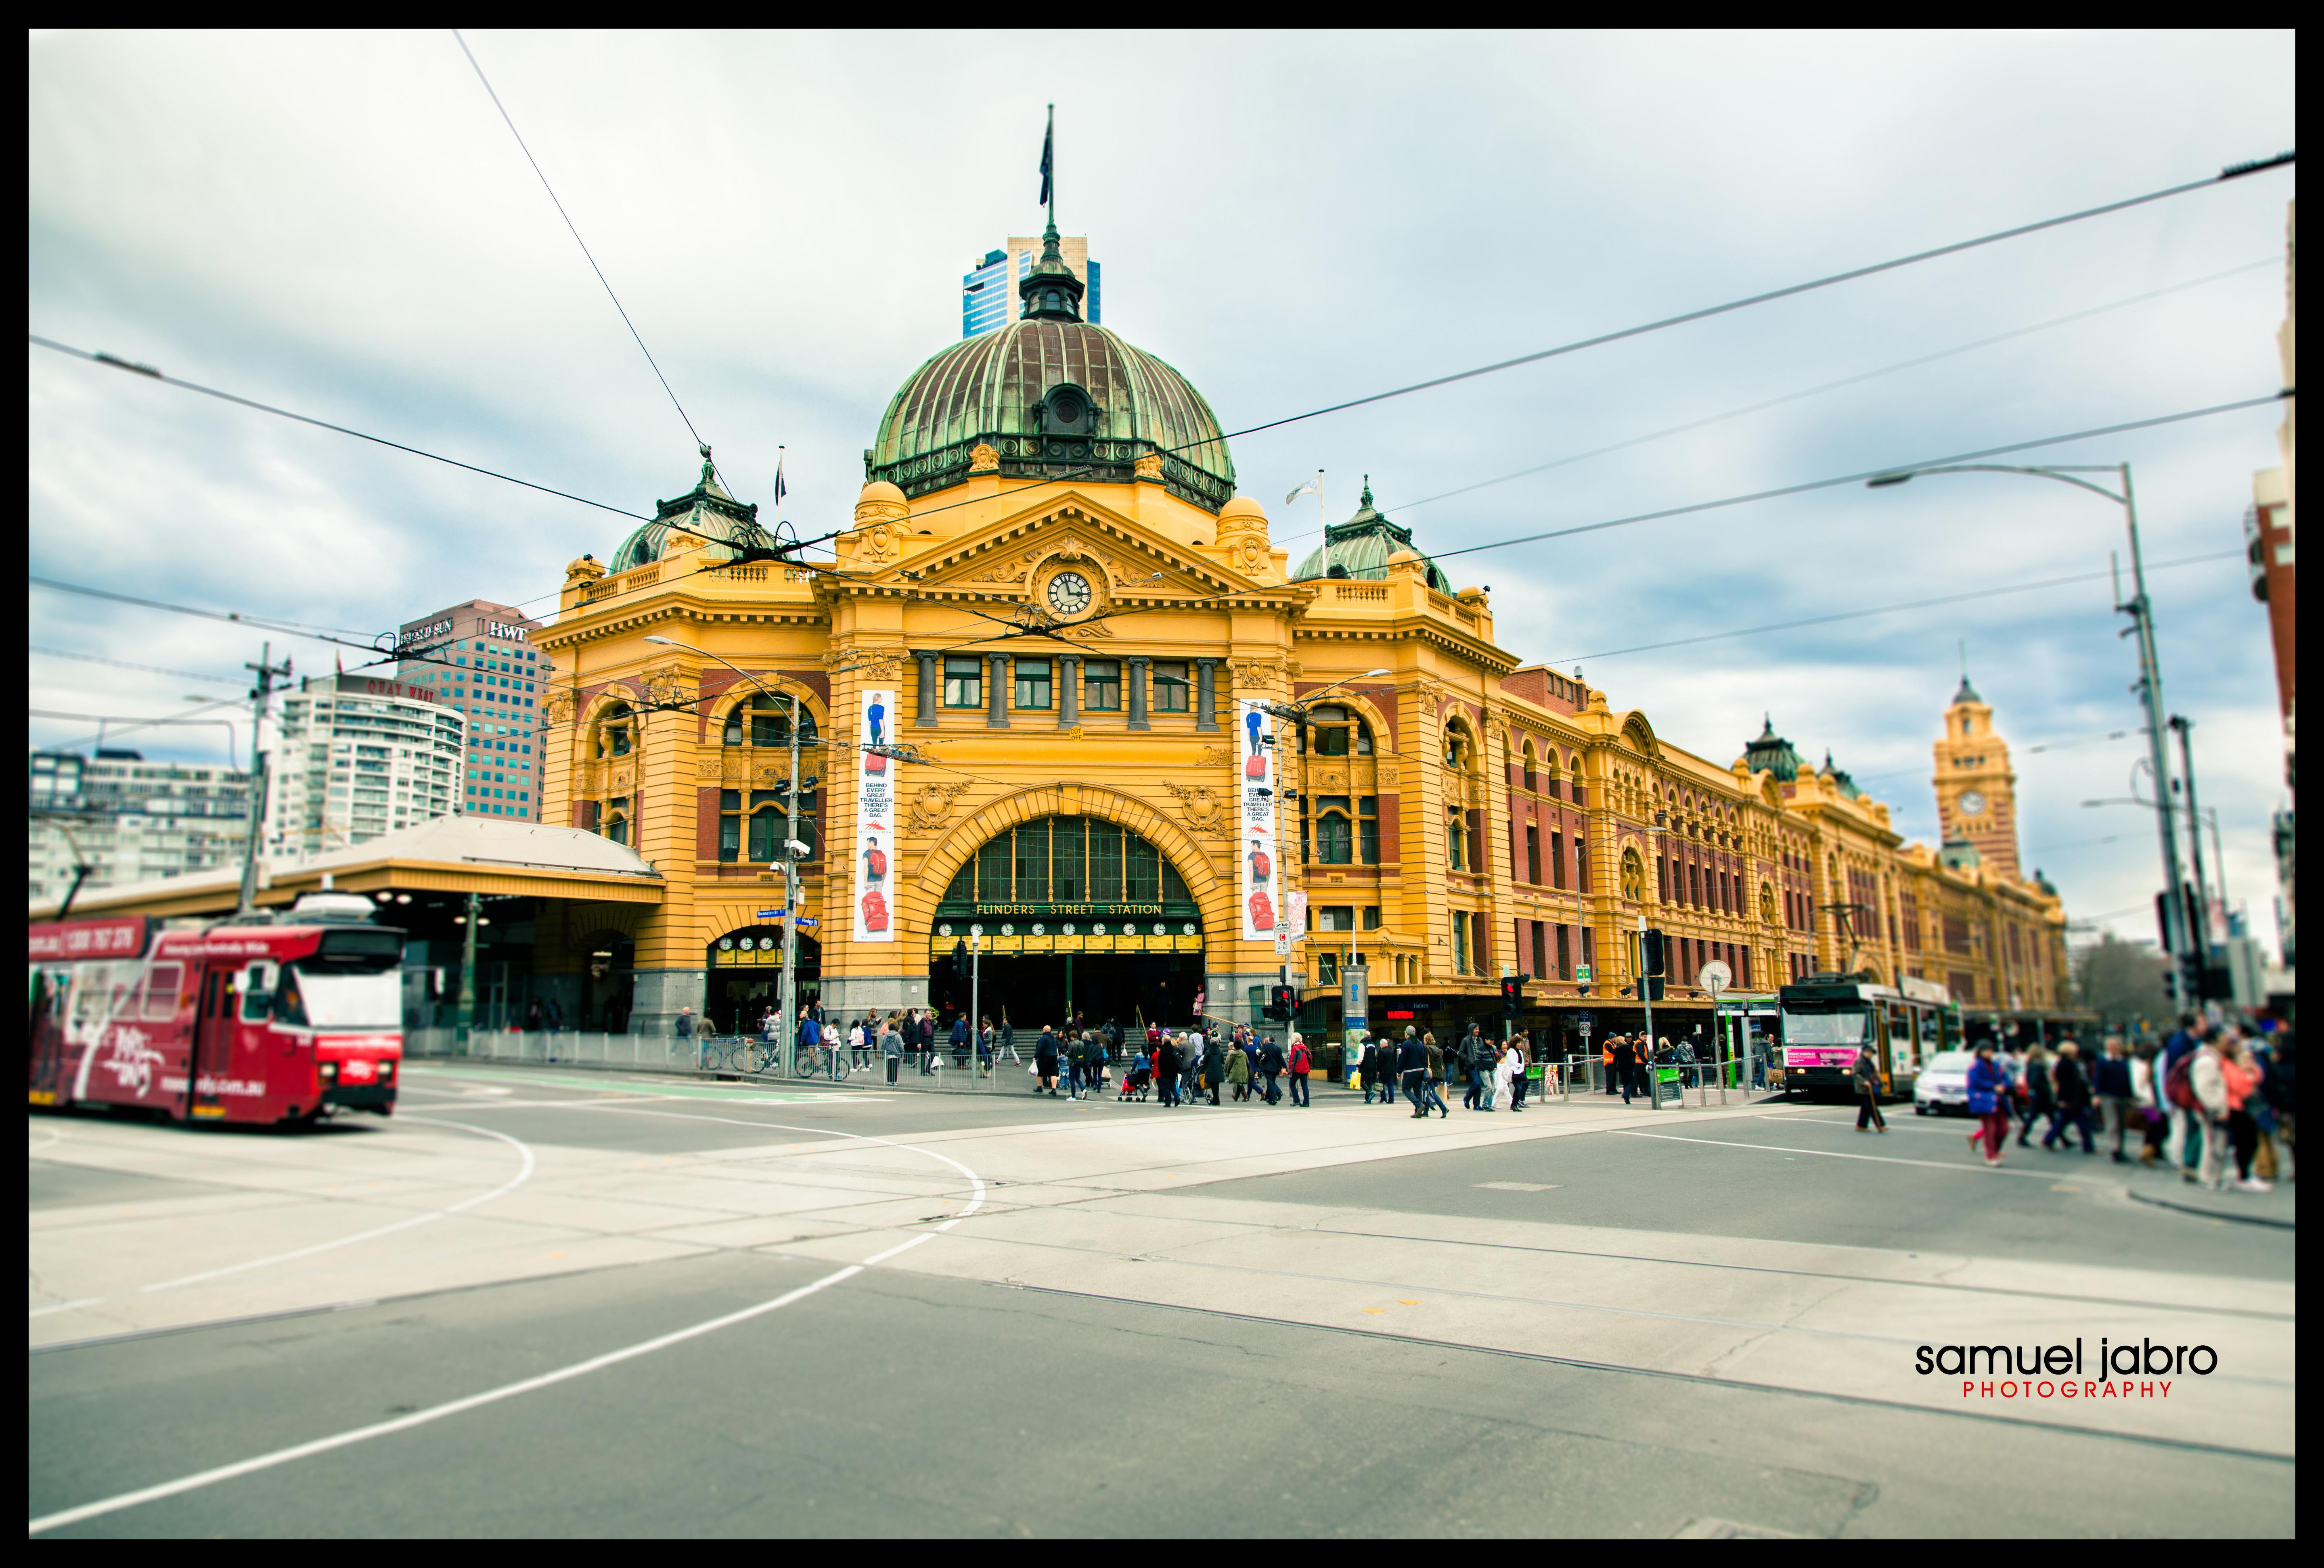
{"left": 1046, "top": 571, "right": 1093, "bottom": 615}
{"left": 1958, "top": 790, "right": 1987, "bottom": 818}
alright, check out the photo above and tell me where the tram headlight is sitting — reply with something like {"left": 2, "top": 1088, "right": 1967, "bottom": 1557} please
{"left": 319, "top": 1062, "right": 338, "bottom": 1082}
{"left": 377, "top": 1060, "right": 395, "bottom": 1081}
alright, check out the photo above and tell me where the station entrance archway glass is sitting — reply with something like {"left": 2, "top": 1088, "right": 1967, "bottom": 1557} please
{"left": 928, "top": 815, "right": 1205, "bottom": 1029}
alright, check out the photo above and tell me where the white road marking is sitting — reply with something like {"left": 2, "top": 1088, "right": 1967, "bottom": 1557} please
{"left": 27, "top": 1117, "right": 535, "bottom": 1320}
{"left": 27, "top": 1119, "right": 984, "bottom": 1535}
{"left": 1614, "top": 1129, "right": 2064, "bottom": 1178}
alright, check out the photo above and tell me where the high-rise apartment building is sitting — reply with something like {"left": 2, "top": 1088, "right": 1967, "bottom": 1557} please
{"left": 27, "top": 749, "right": 252, "bottom": 903}
{"left": 265, "top": 674, "right": 465, "bottom": 856}
{"left": 398, "top": 598, "right": 548, "bottom": 822}
{"left": 963, "top": 235, "right": 1099, "bottom": 337}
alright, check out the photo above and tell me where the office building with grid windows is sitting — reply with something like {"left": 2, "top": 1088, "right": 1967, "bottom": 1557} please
{"left": 398, "top": 599, "right": 548, "bottom": 822}
{"left": 963, "top": 235, "right": 1098, "bottom": 337}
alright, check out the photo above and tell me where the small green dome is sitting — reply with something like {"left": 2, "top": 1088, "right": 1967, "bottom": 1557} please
{"left": 609, "top": 447, "right": 770, "bottom": 574}
{"left": 1292, "top": 479, "right": 1453, "bottom": 591}
{"left": 1744, "top": 715, "right": 1806, "bottom": 782}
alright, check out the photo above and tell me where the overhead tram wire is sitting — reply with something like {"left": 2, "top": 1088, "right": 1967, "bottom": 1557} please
{"left": 31, "top": 647, "right": 247, "bottom": 685}
{"left": 452, "top": 30, "right": 733, "bottom": 499}
{"left": 1544, "top": 550, "right": 2240, "bottom": 665}
{"left": 27, "top": 335, "right": 650, "bottom": 523}
{"left": 1378, "top": 254, "right": 2285, "bottom": 519}
{"left": 33, "top": 159, "right": 2292, "bottom": 619}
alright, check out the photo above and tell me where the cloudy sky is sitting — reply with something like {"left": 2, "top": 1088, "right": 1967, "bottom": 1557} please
{"left": 27, "top": 29, "right": 2296, "bottom": 950}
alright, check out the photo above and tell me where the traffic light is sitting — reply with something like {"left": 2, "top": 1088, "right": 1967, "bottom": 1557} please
{"left": 1641, "top": 928, "right": 1669, "bottom": 977}
{"left": 1500, "top": 974, "right": 1528, "bottom": 1019}
{"left": 1267, "top": 984, "right": 1298, "bottom": 1020}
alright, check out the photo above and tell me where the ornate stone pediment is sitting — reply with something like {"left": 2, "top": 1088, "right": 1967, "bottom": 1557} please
{"left": 1163, "top": 782, "right": 1224, "bottom": 832}
{"left": 907, "top": 781, "right": 972, "bottom": 833}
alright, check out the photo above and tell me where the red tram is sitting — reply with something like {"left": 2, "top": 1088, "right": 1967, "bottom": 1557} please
{"left": 29, "top": 894, "right": 406, "bottom": 1126}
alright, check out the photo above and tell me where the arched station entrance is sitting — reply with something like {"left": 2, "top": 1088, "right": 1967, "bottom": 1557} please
{"left": 928, "top": 815, "right": 1204, "bottom": 1030}
{"left": 706, "top": 925, "right": 822, "bottom": 1035}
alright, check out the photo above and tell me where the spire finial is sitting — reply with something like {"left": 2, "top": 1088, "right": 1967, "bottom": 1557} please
{"left": 1360, "top": 474, "right": 1374, "bottom": 507}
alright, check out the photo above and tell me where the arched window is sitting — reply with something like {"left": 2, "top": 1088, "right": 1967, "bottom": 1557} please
{"left": 1522, "top": 742, "right": 1537, "bottom": 792}
{"left": 595, "top": 701, "right": 633, "bottom": 759}
{"left": 605, "top": 795, "right": 632, "bottom": 847}
{"left": 1315, "top": 804, "right": 1353, "bottom": 864}
{"left": 725, "top": 694, "right": 817, "bottom": 751}
{"left": 1444, "top": 719, "right": 1474, "bottom": 771}
{"left": 1311, "top": 705, "right": 1352, "bottom": 757}
{"left": 1445, "top": 806, "right": 1467, "bottom": 870}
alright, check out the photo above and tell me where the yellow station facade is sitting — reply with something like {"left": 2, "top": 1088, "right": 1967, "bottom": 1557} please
{"left": 535, "top": 230, "right": 2073, "bottom": 1046}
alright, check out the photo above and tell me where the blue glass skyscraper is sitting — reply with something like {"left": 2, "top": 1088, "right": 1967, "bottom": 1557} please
{"left": 962, "top": 238, "right": 1100, "bottom": 337}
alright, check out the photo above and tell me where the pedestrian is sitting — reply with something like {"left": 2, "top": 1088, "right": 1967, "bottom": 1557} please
{"left": 1156, "top": 1033, "right": 1181, "bottom": 1108}
{"left": 2160, "top": 1014, "right": 2207, "bottom": 1171}
{"left": 675, "top": 1005, "right": 695, "bottom": 1041}
{"left": 1965, "top": 1042, "right": 2012, "bottom": 1166}
{"left": 2093, "top": 1035, "right": 2136, "bottom": 1163}
{"left": 879, "top": 1014, "right": 903, "bottom": 1085}
{"left": 1852, "top": 1042, "right": 1887, "bottom": 1132}
{"left": 1603, "top": 1033, "right": 1620, "bottom": 1095}
{"left": 1226, "top": 1037, "right": 1250, "bottom": 1102}
{"left": 1399, "top": 1029, "right": 1431, "bottom": 1118}
{"left": 2189, "top": 1030, "right": 2234, "bottom": 1191}
{"left": 2042, "top": 1040, "right": 2097, "bottom": 1154}
{"left": 1508, "top": 1033, "right": 1531, "bottom": 1111}
{"left": 1493, "top": 1039, "right": 1518, "bottom": 1110}
{"left": 524, "top": 999, "right": 543, "bottom": 1032}
{"left": 2131, "top": 1044, "right": 2167, "bottom": 1166}
{"left": 2220, "top": 1032, "right": 2272, "bottom": 1193}
{"left": 2014, "top": 1042, "right": 2055, "bottom": 1148}
{"left": 1287, "top": 1033, "right": 1312, "bottom": 1107}
{"left": 1461, "top": 1026, "right": 1489, "bottom": 1110}
{"left": 2258, "top": 1032, "right": 2295, "bottom": 1183}
{"left": 1035, "top": 1025, "right": 1060, "bottom": 1095}
{"left": 1360, "top": 1037, "right": 1388, "bottom": 1105}
{"left": 847, "top": 1016, "right": 868, "bottom": 1070}
{"left": 1610, "top": 1033, "right": 1642, "bottom": 1106}
{"left": 798, "top": 1006, "right": 827, "bottom": 1078}
{"left": 1258, "top": 1035, "right": 1286, "bottom": 1104}
{"left": 1203, "top": 1031, "right": 1224, "bottom": 1106}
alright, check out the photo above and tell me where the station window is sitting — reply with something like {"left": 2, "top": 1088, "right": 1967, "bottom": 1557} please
{"left": 1014, "top": 659, "right": 1052, "bottom": 710}
{"left": 943, "top": 658, "right": 983, "bottom": 708}
{"left": 1153, "top": 661, "right": 1189, "bottom": 713}
{"left": 1359, "top": 796, "right": 1380, "bottom": 864}
{"left": 1083, "top": 661, "right": 1121, "bottom": 711}
{"left": 1314, "top": 797, "right": 1353, "bottom": 864}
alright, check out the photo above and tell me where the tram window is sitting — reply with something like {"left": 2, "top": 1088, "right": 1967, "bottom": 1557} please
{"left": 271, "top": 968, "right": 310, "bottom": 1027}
{"left": 239, "top": 961, "right": 278, "bottom": 1022}
{"left": 142, "top": 963, "right": 183, "bottom": 1021}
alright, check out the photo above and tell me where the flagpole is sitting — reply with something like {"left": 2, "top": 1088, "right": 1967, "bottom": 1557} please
{"left": 1316, "top": 470, "right": 1327, "bottom": 536}
{"left": 1046, "top": 104, "right": 1055, "bottom": 228}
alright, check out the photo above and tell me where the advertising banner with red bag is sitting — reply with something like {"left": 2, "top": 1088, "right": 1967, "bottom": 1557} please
{"left": 1238, "top": 697, "right": 1278, "bottom": 941}
{"left": 852, "top": 687, "right": 897, "bottom": 943}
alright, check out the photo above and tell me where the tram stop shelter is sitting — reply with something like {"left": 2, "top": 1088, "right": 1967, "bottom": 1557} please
{"left": 25, "top": 817, "right": 665, "bottom": 1033}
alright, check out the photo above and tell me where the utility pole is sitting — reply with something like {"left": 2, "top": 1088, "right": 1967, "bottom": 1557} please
{"left": 237, "top": 642, "right": 292, "bottom": 916}
{"left": 2170, "top": 715, "right": 2215, "bottom": 994}
{"left": 2114, "top": 467, "right": 2195, "bottom": 1007}
{"left": 1637, "top": 914, "right": 1654, "bottom": 1050}
{"left": 781, "top": 690, "right": 802, "bottom": 1065}
{"left": 454, "top": 890, "right": 481, "bottom": 1055}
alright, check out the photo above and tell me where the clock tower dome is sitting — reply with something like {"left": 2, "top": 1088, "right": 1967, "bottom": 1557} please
{"left": 1932, "top": 672, "right": 2021, "bottom": 882}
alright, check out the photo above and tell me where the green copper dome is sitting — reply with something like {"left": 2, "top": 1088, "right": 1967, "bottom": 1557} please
{"left": 1744, "top": 715, "right": 1806, "bottom": 782}
{"left": 1292, "top": 479, "right": 1454, "bottom": 591}
{"left": 866, "top": 226, "right": 1235, "bottom": 514}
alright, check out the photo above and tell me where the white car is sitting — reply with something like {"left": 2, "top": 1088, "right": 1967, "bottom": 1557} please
{"left": 1913, "top": 1050, "right": 1976, "bottom": 1115}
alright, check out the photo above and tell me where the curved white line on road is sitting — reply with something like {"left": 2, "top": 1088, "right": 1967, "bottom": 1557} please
{"left": 27, "top": 1117, "right": 535, "bottom": 1321}
{"left": 27, "top": 1116, "right": 983, "bottom": 1536}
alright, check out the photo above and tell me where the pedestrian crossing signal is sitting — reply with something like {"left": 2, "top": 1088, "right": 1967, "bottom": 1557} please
{"left": 1500, "top": 974, "right": 1528, "bottom": 1018}
{"left": 1267, "top": 984, "right": 1297, "bottom": 1020}
{"left": 1641, "top": 928, "right": 1669, "bottom": 977}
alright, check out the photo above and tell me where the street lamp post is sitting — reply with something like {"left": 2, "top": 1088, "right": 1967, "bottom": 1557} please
{"left": 647, "top": 636, "right": 811, "bottom": 1058}
{"left": 1868, "top": 462, "right": 2195, "bottom": 1004}
{"left": 1257, "top": 669, "right": 1390, "bottom": 1043}
{"left": 2169, "top": 716, "right": 2217, "bottom": 975}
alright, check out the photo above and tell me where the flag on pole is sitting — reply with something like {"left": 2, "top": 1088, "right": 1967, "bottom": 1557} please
{"left": 1285, "top": 474, "right": 1319, "bottom": 507}
{"left": 1037, "top": 107, "right": 1054, "bottom": 208}
{"left": 774, "top": 447, "right": 788, "bottom": 506}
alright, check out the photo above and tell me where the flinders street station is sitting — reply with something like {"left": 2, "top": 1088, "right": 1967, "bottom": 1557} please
{"left": 520, "top": 224, "right": 2073, "bottom": 1048}
{"left": 44, "top": 226, "right": 2076, "bottom": 1052}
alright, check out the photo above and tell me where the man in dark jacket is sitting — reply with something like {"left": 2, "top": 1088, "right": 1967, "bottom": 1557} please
{"left": 1610, "top": 1033, "right": 1643, "bottom": 1105}
{"left": 2092, "top": 1036, "right": 2136, "bottom": 1162}
{"left": 1852, "top": 1045, "right": 1886, "bottom": 1131}
{"left": 2043, "top": 1040, "right": 2098, "bottom": 1154}
{"left": 1156, "top": 1035, "right": 1181, "bottom": 1108}
{"left": 1399, "top": 1033, "right": 1431, "bottom": 1117}
{"left": 1257, "top": 1036, "right": 1286, "bottom": 1103}
{"left": 1035, "top": 1027, "right": 1060, "bottom": 1095}
{"left": 1203, "top": 1033, "right": 1225, "bottom": 1105}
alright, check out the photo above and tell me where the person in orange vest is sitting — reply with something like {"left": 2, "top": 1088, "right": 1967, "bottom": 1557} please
{"left": 1603, "top": 1034, "right": 1619, "bottom": 1095}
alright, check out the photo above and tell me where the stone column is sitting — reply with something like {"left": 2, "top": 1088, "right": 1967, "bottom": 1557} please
{"left": 986, "top": 654, "right": 1010, "bottom": 729}
{"left": 1058, "top": 654, "right": 1081, "bottom": 728}
{"left": 914, "top": 652, "right": 938, "bottom": 728}
{"left": 1126, "top": 656, "right": 1151, "bottom": 731}
{"left": 1195, "top": 658, "right": 1219, "bottom": 731}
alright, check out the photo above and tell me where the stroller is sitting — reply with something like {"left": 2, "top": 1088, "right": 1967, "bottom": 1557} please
{"left": 1118, "top": 1059, "right": 1153, "bottom": 1102}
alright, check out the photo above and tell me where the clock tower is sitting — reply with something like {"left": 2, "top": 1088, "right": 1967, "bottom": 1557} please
{"left": 1932, "top": 673, "right": 2021, "bottom": 882}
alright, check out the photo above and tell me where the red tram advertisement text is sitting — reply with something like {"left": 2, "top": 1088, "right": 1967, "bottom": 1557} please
{"left": 29, "top": 895, "right": 406, "bottom": 1126}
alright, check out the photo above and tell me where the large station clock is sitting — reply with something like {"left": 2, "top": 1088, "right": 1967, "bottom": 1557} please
{"left": 1046, "top": 571, "right": 1093, "bottom": 615}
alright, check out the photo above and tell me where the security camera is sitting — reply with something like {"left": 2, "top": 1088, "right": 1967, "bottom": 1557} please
{"left": 784, "top": 839, "right": 813, "bottom": 859}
